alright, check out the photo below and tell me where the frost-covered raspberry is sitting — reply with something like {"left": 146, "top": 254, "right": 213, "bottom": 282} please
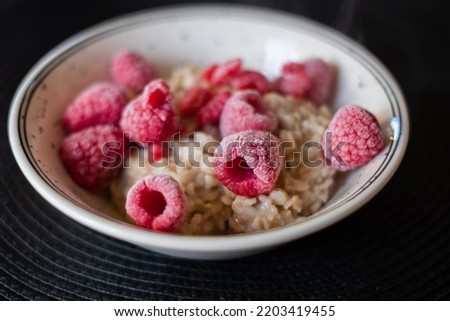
{"left": 304, "top": 58, "right": 334, "bottom": 105}
{"left": 60, "top": 124, "right": 126, "bottom": 192}
{"left": 62, "top": 82, "right": 128, "bottom": 133}
{"left": 277, "top": 62, "right": 311, "bottom": 99}
{"left": 213, "top": 130, "right": 282, "bottom": 197}
{"left": 179, "top": 86, "right": 212, "bottom": 116}
{"left": 219, "top": 90, "right": 277, "bottom": 137}
{"left": 202, "top": 58, "right": 242, "bottom": 86}
{"left": 110, "top": 50, "right": 155, "bottom": 93}
{"left": 125, "top": 174, "right": 187, "bottom": 232}
{"left": 230, "top": 70, "right": 272, "bottom": 94}
{"left": 323, "top": 104, "right": 384, "bottom": 171}
{"left": 120, "top": 79, "right": 180, "bottom": 144}
{"left": 277, "top": 59, "right": 334, "bottom": 104}
{"left": 196, "top": 91, "right": 231, "bottom": 127}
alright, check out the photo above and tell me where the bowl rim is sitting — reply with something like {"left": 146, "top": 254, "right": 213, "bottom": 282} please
{"left": 8, "top": 4, "right": 409, "bottom": 254}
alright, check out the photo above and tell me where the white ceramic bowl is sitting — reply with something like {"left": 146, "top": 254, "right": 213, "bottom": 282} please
{"left": 8, "top": 5, "right": 409, "bottom": 260}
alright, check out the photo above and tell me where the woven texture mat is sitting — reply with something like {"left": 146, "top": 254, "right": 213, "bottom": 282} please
{"left": 1, "top": 0, "right": 449, "bottom": 300}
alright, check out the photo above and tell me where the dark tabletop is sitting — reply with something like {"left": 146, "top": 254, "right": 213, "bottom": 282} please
{"left": 1, "top": 0, "right": 449, "bottom": 300}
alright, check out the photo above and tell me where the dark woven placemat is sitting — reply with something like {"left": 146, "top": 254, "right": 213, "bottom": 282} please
{"left": 1, "top": 0, "right": 449, "bottom": 300}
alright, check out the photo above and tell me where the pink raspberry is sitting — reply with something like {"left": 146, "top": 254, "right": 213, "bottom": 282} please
{"left": 277, "top": 62, "right": 311, "bottom": 99}
{"left": 120, "top": 79, "right": 180, "bottom": 144}
{"left": 230, "top": 70, "right": 272, "bottom": 94}
{"left": 62, "top": 82, "right": 128, "bottom": 133}
{"left": 179, "top": 86, "right": 212, "bottom": 116}
{"left": 304, "top": 58, "right": 334, "bottom": 105}
{"left": 125, "top": 174, "right": 188, "bottom": 232}
{"left": 323, "top": 105, "right": 384, "bottom": 171}
{"left": 219, "top": 90, "right": 278, "bottom": 137}
{"left": 60, "top": 124, "right": 126, "bottom": 192}
{"left": 277, "top": 60, "right": 334, "bottom": 104}
{"left": 110, "top": 50, "right": 155, "bottom": 93}
{"left": 202, "top": 58, "right": 242, "bottom": 86}
{"left": 196, "top": 91, "right": 231, "bottom": 127}
{"left": 213, "top": 130, "right": 282, "bottom": 197}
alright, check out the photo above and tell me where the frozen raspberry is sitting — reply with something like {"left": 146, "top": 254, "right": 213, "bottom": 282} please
{"left": 213, "top": 130, "right": 282, "bottom": 197}
{"left": 110, "top": 50, "right": 155, "bottom": 93}
{"left": 179, "top": 86, "right": 212, "bottom": 116}
{"left": 120, "top": 79, "right": 180, "bottom": 144}
{"left": 219, "top": 90, "right": 278, "bottom": 137}
{"left": 125, "top": 174, "right": 187, "bottom": 232}
{"left": 202, "top": 58, "right": 242, "bottom": 86}
{"left": 230, "top": 70, "right": 272, "bottom": 94}
{"left": 323, "top": 105, "right": 384, "bottom": 171}
{"left": 62, "top": 82, "right": 128, "bottom": 133}
{"left": 60, "top": 124, "right": 126, "bottom": 192}
{"left": 277, "top": 62, "right": 311, "bottom": 99}
{"left": 196, "top": 91, "right": 231, "bottom": 127}
{"left": 304, "top": 58, "right": 334, "bottom": 105}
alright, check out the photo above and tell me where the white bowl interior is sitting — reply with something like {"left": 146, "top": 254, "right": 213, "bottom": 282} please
{"left": 10, "top": 6, "right": 407, "bottom": 259}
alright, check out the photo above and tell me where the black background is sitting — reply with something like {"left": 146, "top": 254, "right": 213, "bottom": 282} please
{"left": 1, "top": 0, "right": 449, "bottom": 300}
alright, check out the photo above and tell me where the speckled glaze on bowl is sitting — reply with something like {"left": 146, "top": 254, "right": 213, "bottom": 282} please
{"left": 8, "top": 5, "right": 409, "bottom": 260}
